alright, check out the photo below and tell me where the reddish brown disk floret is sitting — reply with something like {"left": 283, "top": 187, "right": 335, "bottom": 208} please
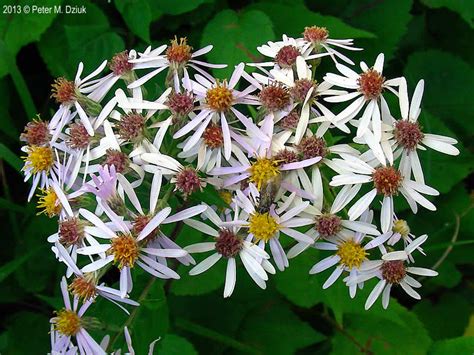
{"left": 67, "top": 122, "right": 91, "bottom": 149}
{"left": 215, "top": 229, "right": 243, "bottom": 258}
{"left": 297, "top": 136, "right": 327, "bottom": 160}
{"left": 102, "top": 149, "right": 129, "bottom": 173}
{"left": 275, "top": 45, "right": 301, "bottom": 68}
{"left": 358, "top": 69, "right": 385, "bottom": 100}
{"left": 259, "top": 83, "right": 290, "bottom": 112}
{"left": 315, "top": 214, "right": 342, "bottom": 238}
{"left": 20, "top": 120, "right": 51, "bottom": 146}
{"left": 381, "top": 260, "right": 406, "bottom": 284}
{"left": 202, "top": 124, "right": 224, "bottom": 149}
{"left": 372, "top": 166, "right": 402, "bottom": 196}
{"left": 109, "top": 51, "right": 134, "bottom": 76}
{"left": 394, "top": 120, "right": 424, "bottom": 151}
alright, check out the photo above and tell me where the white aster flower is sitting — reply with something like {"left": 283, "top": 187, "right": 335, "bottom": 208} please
{"left": 330, "top": 154, "right": 439, "bottom": 232}
{"left": 324, "top": 53, "right": 401, "bottom": 142}
{"left": 184, "top": 204, "right": 274, "bottom": 297}
{"left": 346, "top": 234, "right": 437, "bottom": 309}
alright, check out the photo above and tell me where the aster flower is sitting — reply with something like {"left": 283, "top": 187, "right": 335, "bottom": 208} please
{"left": 50, "top": 277, "right": 105, "bottom": 354}
{"left": 117, "top": 169, "right": 194, "bottom": 266}
{"left": 268, "top": 56, "right": 346, "bottom": 143}
{"left": 308, "top": 210, "right": 392, "bottom": 296}
{"left": 76, "top": 198, "right": 206, "bottom": 297}
{"left": 302, "top": 26, "right": 362, "bottom": 65}
{"left": 383, "top": 78, "right": 459, "bottom": 183}
{"left": 172, "top": 63, "right": 266, "bottom": 159}
{"left": 231, "top": 185, "right": 314, "bottom": 271}
{"left": 53, "top": 243, "right": 139, "bottom": 314}
{"left": 287, "top": 201, "right": 380, "bottom": 259}
{"left": 140, "top": 152, "right": 211, "bottom": 198}
{"left": 127, "top": 38, "right": 226, "bottom": 92}
{"left": 324, "top": 53, "right": 401, "bottom": 142}
{"left": 184, "top": 204, "right": 274, "bottom": 296}
{"left": 330, "top": 154, "right": 439, "bottom": 232}
{"left": 346, "top": 234, "right": 437, "bottom": 309}
{"left": 250, "top": 34, "right": 329, "bottom": 76}
{"left": 50, "top": 60, "right": 117, "bottom": 137}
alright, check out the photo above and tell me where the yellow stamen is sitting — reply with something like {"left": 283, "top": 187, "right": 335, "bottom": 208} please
{"left": 36, "top": 187, "right": 61, "bottom": 218}
{"left": 249, "top": 212, "right": 280, "bottom": 243}
{"left": 54, "top": 309, "right": 81, "bottom": 336}
{"left": 23, "top": 145, "right": 54, "bottom": 173}
{"left": 336, "top": 239, "right": 368, "bottom": 269}
{"left": 109, "top": 234, "right": 139, "bottom": 269}
{"left": 392, "top": 219, "right": 410, "bottom": 238}
{"left": 248, "top": 158, "right": 280, "bottom": 190}
{"left": 206, "top": 81, "right": 233, "bottom": 112}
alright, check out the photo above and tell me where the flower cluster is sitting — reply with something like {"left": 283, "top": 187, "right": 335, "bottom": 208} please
{"left": 20, "top": 29, "right": 458, "bottom": 353}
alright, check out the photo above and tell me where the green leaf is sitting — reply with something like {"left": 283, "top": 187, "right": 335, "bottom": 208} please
{"left": 238, "top": 301, "right": 325, "bottom": 354}
{"left": 348, "top": 0, "right": 413, "bottom": 61}
{"left": 404, "top": 50, "right": 474, "bottom": 141}
{"left": 421, "top": 0, "right": 474, "bottom": 28}
{"left": 0, "top": 247, "right": 41, "bottom": 283}
{"left": 115, "top": 0, "right": 152, "bottom": 42}
{"left": 154, "top": 0, "right": 209, "bottom": 15}
{"left": 417, "top": 111, "right": 473, "bottom": 194}
{"left": 38, "top": 0, "right": 124, "bottom": 78}
{"left": 429, "top": 261, "right": 462, "bottom": 288}
{"left": 0, "top": 0, "right": 63, "bottom": 78}
{"left": 154, "top": 334, "right": 197, "bottom": 355}
{"left": 5, "top": 312, "right": 50, "bottom": 353}
{"left": 274, "top": 248, "right": 325, "bottom": 308}
{"left": 248, "top": 2, "right": 374, "bottom": 39}
{"left": 0, "top": 143, "right": 22, "bottom": 171}
{"left": 414, "top": 293, "right": 470, "bottom": 340}
{"left": 331, "top": 300, "right": 432, "bottom": 355}
{"left": 428, "top": 336, "right": 474, "bottom": 355}
{"left": 201, "top": 9, "right": 275, "bottom": 78}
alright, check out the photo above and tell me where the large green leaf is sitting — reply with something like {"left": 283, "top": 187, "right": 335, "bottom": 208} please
{"left": 115, "top": 0, "right": 152, "bottom": 42}
{"left": 154, "top": 334, "right": 197, "bottom": 354}
{"left": 4, "top": 312, "right": 50, "bottom": 353}
{"left": 421, "top": 0, "right": 474, "bottom": 28}
{"left": 404, "top": 50, "right": 474, "bottom": 142}
{"left": 414, "top": 293, "right": 470, "bottom": 340}
{"left": 0, "top": 0, "right": 63, "bottom": 78}
{"left": 274, "top": 248, "right": 325, "bottom": 308}
{"left": 248, "top": 2, "right": 374, "bottom": 39}
{"left": 201, "top": 9, "right": 275, "bottom": 78}
{"left": 428, "top": 336, "right": 474, "bottom": 354}
{"left": 154, "top": 0, "right": 210, "bottom": 15}
{"left": 331, "top": 300, "right": 432, "bottom": 355}
{"left": 238, "top": 301, "right": 325, "bottom": 354}
{"left": 38, "top": 0, "right": 124, "bottom": 78}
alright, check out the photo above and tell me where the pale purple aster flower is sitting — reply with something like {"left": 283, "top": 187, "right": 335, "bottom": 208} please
{"left": 172, "top": 63, "right": 267, "bottom": 160}
{"left": 76, "top": 198, "right": 206, "bottom": 297}
{"left": 50, "top": 277, "right": 105, "bottom": 355}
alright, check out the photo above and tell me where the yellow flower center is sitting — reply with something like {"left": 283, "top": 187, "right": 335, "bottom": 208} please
{"left": 109, "top": 234, "right": 139, "bottom": 269}
{"left": 249, "top": 212, "right": 280, "bottom": 243}
{"left": 205, "top": 81, "right": 233, "bottom": 112}
{"left": 336, "top": 239, "right": 367, "bottom": 269}
{"left": 392, "top": 219, "right": 410, "bottom": 238}
{"left": 54, "top": 309, "right": 81, "bottom": 336}
{"left": 36, "top": 187, "right": 62, "bottom": 217}
{"left": 24, "top": 146, "right": 54, "bottom": 173}
{"left": 219, "top": 190, "right": 233, "bottom": 205}
{"left": 248, "top": 158, "right": 280, "bottom": 190}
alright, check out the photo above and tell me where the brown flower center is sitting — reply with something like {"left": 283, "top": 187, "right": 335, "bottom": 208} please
{"left": 202, "top": 124, "right": 224, "bottom": 149}
{"left": 315, "top": 213, "right": 342, "bottom": 238}
{"left": 372, "top": 166, "right": 402, "bottom": 196}
{"left": 102, "top": 149, "right": 129, "bottom": 173}
{"left": 381, "top": 260, "right": 406, "bottom": 284}
{"left": 67, "top": 122, "right": 91, "bottom": 149}
{"left": 166, "top": 37, "right": 193, "bottom": 65}
{"left": 394, "top": 120, "right": 424, "bottom": 151}
{"left": 117, "top": 113, "right": 146, "bottom": 142}
{"left": 215, "top": 229, "right": 243, "bottom": 258}
{"left": 20, "top": 119, "right": 51, "bottom": 146}
{"left": 297, "top": 136, "right": 327, "bottom": 160}
{"left": 275, "top": 45, "right": 300, "bottom": 68}
{"left": 291, "top": 79, "right": 318, "bottom": 103}
{"left": 59, "top": 217, "right": 84, "bottom": 247}
{"left": 259, "top": 83, "right": 290, "bottom": 112}
{"left": 109, "top": 51, "right": 134, "bottom": 76}
{"left": 303, "top": 26, "right": 329, "bottom": 43}
{"left": 51, "top": 77, "right": 76, "bottom": 104}
{"left": 358, "top": 69, "right": 385, "bottom": 100}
